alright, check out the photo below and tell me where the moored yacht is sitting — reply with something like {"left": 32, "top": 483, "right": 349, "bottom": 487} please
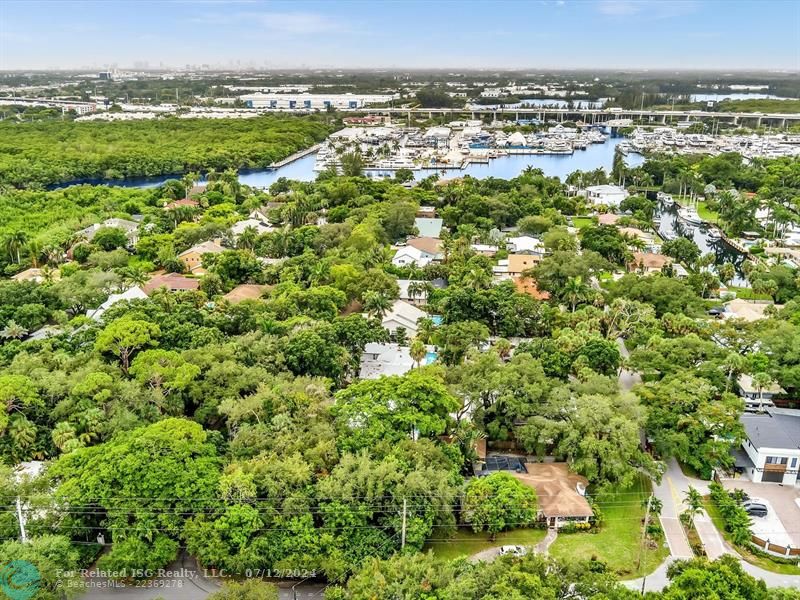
{"left": 677, "top": 206, "right": 703, "bottom": 226}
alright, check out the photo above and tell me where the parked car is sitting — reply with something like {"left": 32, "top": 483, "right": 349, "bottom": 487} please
{"left": 499, "top": 545, "right": 527, "bottom": 557}
{"left": 743, "top": 502, "right": 768, "bottom": 517}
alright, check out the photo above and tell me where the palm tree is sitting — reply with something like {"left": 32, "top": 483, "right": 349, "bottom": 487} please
{"left": 25, "top": 240, "right": 42, "bottom": 268}
{"left": 462, "top": 267, "right": 491, "bottom": 290}
{"left": 363, "top": 291, "right": 391, "bottom": 320}
{"left": 0, "top": 320, "right": 28, "bottom": 340}
{"left": 181, "top": 171, "right": 200, "bottom": 200}
{"left": 410, "top": 339, "right": 426, "bottom": 368}
{"left": 722, "top": 354, "right": 746, "bottom": 392}
{"left": 683, "top": 486, "right": 704, "bottom": 530}
{"left": 752, "top": 372, "right": 774, "bottom": 412}
{"left": 4, "top": 231, "right": 28, "bottom": 264}
{"left": 562, "top": 276, "right": 592, "bottom": 312}
{"left": 237, "top": 226, "right": 259, "bottom": 251}
{"left": 121, "top": 267, "right": 149, "bottom": 288}
{"left": 407, "top": 281, "right": 428, "bottom": 304}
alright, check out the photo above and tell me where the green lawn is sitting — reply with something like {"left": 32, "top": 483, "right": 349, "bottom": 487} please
{"left": 703, "top": 499, "right": 800, "bottom": 576}
{"left": 571, "top": 217, "right": 595, "bottom": 230}
{"left": 725, "top": 286, "right": 773, "bottom": 301}
{"left": 423, "top": 526, "right": 547, "bottom": 561}
{"left": 549, "top": 475, "right": 669, "bottom": 580}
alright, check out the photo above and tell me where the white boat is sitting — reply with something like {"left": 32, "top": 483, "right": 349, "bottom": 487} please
{"left": 678, "top": 206, "right": 703, "bottom": 226}
{"left": 706, "top": 227, "right": 722, "bottom": 241}
{"left": 657, "top": 192, "right": 675, "bottom": 207}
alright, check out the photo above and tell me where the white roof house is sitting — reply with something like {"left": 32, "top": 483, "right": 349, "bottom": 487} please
{"left": 582, "top": 185, "right": 629, "bottom": 208}
{"left": 392, "top": 246, "right": 434, "bottom": 268}
{"left": 86, "top": 286, "right": 148, "bottom": 321}
{"left": 380, "top": 300, "right": 427, "bottom": 336}
{"left": 77, "top": 218, "right": 141, "bottom": 245}
{"left": 359, "top": 342, "right": 436, "bottom": 379}
{"left": 230, "top": 218, "right": 275, "bottom": 238}
{"left": 506, "top": 235, "right": 544, "bottom": 254}
{"left": 397, "top": 279, "right": 428, "bottom": 305}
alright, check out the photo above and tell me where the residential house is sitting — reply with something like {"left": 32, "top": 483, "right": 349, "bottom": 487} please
{"left": 471, "top": 244, "right": 499, "bottom": 257}
{"left": 380, "top": 300, "right": 427, "bottom": 337}
{"left": 416, "top": 206, "right": 437, "bottom": 218}
{"left": 86, "top": 286, "right": 148, "bottom": 321}
{"left": 163, "top": 198, "right": 200, "bottom": 210}
{"left": 618, "top": 227, "right": 657, "bottom": 250}
{"left": 397, "top": 279, "right": 428, "bottom": 305}
{"left": 142, "top": 273, "right": 201, "bottom": 295}
{"left": 738, "top": 409, "right": 800, "bottom": 485}
{"left": 506, "top": 235, "right": 545, "bottom": 255}
{"left": 582, "top": 185, "right": 629, "bottom": 208}
{"left": 722, "top": 299, "right": 778, "bottom": 323}
{"left": 178, "top": 240, "right": 225, "bottom": 274}
{"left": 223, "top": 284, "right": 270, "bottom": 304}
{"left": 414, "top": 217, "right": 444, "bottom": 238}
{"left": 359, "top": 342, "right": 436, "bottom": 379}
{"left": 392, "top": 246, "right": 433, "bottom": 268}
{"left": 506, "top": 254, "right": 542, "bottom": 278}
{"left": 737, "top": 374, "right": 785, "bottom": 412}
{"left": 513, "top": 463, "right": 594, "bottom": 529}
{"left": 628, "top": 252, "right": 671, "bottom": 275}
{"left": 11, "top": 268, "right": 60, "bottom": 284}
{"left": 77, "top": 218, "right": 141, "bottom": 246}
{"left": 230, "top": 218, "right": 275, "bottom": 238}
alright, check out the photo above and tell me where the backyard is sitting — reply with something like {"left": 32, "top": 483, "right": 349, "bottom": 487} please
{"left": 549, "top": 475, "right": 669, "bottom": 579}
{"left": 423, "top": 526, "right": 547, "bottom": 561}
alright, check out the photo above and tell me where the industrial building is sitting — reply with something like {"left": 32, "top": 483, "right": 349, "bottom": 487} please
{"left": 240, "top": 93, "right": 395, "bottom": 110}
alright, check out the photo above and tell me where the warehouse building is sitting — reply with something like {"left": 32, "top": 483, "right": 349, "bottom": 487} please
{"left": 240, "top": 93, "right": 395, "bottom": 110}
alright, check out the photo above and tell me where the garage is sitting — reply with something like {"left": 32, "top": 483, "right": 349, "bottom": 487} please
{"left": 762, "top": 470, "right": 785, "bottom": 483}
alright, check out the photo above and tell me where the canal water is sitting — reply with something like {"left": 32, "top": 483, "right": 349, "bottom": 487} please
{"left": 57, "top": 136, "right": 643, "bottom": 190}
{"left": 655, "top": 199, "right": 747, "bottom": 285}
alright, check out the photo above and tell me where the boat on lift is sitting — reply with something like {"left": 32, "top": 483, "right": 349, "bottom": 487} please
{"left": 657, "top": 191, "right": 675, "bottom": 207}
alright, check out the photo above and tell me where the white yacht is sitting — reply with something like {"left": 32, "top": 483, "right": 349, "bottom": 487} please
{"left": 678, "top": 206, "right": 703, "bottom": 226}
{"left": 706, "top": 227, "right": 722, "bottom": 241}
{"left": 657, "top": 192, "right": 675, "bottom": 207}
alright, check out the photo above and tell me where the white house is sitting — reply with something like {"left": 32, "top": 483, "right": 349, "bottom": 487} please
{"left": 739, "top": 409, "right": 800, "bottom": 485}
{"left": 737, "top": 374, "right": 785, "bottom": 412}
{"left": 86, "top": 286, "right": 148, "bottom": 321}
{"left": 77, "top": 217, "right": 141, "bottom": 245}
{"left": 397, "top": 279, "right": 428, "bottom": 305}
{"left": 230, "top": 218, "right": 275, "bottom": 238}
{"left": 505, "top": 235, "right": 545, "bottom": 255}
{"left": 380, "top": 300, "right": 427, "bottom": 337}
{"left": 392, "top": 246, "right": 433, "bottom": 268}
{"left": 359, "top": 342, "right": 436, "bottom": 379}
{"left": 582, "top": 185, "right": 629, "bottom": 208}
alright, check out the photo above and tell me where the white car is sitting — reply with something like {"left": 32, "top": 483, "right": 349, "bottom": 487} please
{"left": 499, "top": 545, "right": 527, "bottom": 557}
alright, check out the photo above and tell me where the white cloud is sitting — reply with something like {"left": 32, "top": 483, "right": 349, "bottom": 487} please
{"left": 192, "top": 10, "right": 352, "bottom": 35}
{"left": 597, "top": 0, "right": 698, "bottom": 18}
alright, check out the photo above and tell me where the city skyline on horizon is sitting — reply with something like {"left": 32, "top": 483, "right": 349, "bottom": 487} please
{"left": 1, "top": 0, "right": 798, "bottom": 71}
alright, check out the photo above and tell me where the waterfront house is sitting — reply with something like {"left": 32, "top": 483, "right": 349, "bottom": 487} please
{"left": 178, "top": 240, "right": 225, "bottom": 274}
{"left": 581, "top": 185, "right": 629, "bottom": 208}
{"left": 163, "top": 198, "right": 200, "bottom": 210}
{"left": 738, "top": 409, "right": 800, "bottom": 485}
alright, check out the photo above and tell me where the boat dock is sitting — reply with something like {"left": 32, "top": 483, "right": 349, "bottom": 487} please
{"left": 268, "top": 144, "right": 322, "bottom": 169}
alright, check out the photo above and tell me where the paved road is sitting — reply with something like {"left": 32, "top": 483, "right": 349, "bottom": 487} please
{"left": 694, "top": 509, "right": 728, "bottom": 560}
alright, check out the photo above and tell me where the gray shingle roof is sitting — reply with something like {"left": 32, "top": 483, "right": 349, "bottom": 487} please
{"left": 741, "top": 411, "right": 800, "bottom": 450}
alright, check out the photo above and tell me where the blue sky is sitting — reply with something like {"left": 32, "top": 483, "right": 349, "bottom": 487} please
{"left": 1, "top": 0, "right": 798, "bottom": 70}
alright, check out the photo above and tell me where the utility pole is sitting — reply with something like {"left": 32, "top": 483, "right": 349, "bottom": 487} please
{"left": 401, "top": 498, "right": 407, "bottom": 550}
{"left": 639, "top": 494, "right": 653, "bottom": 595}
{"left": 16, "top": 497, "right": 27, "bottom": 543}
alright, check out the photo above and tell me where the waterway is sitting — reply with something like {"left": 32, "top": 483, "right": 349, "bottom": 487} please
{"left": 689, "top": 93, "right": 793, "bottom": 102}
{"left": 655, "top": 199, "right": 747, "bottom": 285}
{"left": 57, "top": 136, "right": 643, "bottom": 190}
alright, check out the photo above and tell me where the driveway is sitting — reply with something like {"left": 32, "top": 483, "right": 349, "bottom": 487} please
{"left": 720, "top": 479, "right": 800, "bottom": 547}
